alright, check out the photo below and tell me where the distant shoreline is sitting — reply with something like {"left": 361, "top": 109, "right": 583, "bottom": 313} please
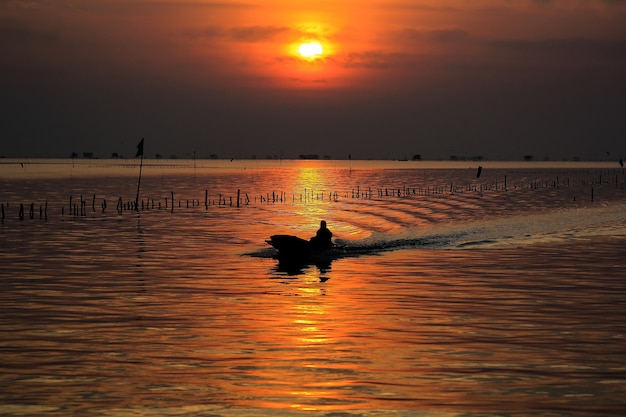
{"left": 2, "top": 158, "right": 624, "bottom": 181}
{"left": 0, "top": 157, "right": 622, "bottom": 165}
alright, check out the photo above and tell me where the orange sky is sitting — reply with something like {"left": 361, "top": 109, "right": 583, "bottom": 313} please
{"left": 1, "top": 0, "right": 625, "bottom": 159}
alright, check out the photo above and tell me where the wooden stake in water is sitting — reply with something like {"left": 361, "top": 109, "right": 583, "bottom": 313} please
{"left": 135, "top": 138, "right": 144, "bottom": 211}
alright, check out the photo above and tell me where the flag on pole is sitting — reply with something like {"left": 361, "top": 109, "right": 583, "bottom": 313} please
{"left": 135, "top": 138, "right": 144, "bottom": 158}
{"left": 135, "top": 138, "right": 144, "bottom": 211}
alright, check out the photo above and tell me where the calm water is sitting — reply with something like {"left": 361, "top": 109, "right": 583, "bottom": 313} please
{"left": 1, "top": 159, "right": 626, "bottom": 417}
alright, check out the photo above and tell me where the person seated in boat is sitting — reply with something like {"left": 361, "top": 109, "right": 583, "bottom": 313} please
{"left": 310, "top": 220, "right": 333, "bottom": 249}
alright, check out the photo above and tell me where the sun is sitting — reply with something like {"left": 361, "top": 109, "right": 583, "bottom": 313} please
{"left": 298, "top": 41, "right": 323, "bottom": 59}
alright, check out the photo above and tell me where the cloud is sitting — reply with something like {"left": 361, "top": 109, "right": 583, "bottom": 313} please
{"left": 489, "top": 37, "right": 626, "bottom": 61}
{"left": 200, "top": 26, "right": 223, "bottom": 39}
{"left": 375, "top": 2, "right": 459, "bottom": 12}
{"left": 340, "top": 51, "right": 416, "bottom": 69}
{"left": 394, "top": 28, "right": 471, "bottom": 44}
{"left": 185, "top": 24, "right": 293, "bottom": 43}
{"left": 288, "top": 77, "right": 328, "bottom": 84}
{"left": 3, "top": 0, "right": 57, "bottom": 9}
{"left": 229, "top": 25, "right": 291, "bottom": 42}
{"left": 0, "top": 18, "right": 59, "bottom": 46}
{"left": 227, "top": 23, "right": 333, "bottom": 44}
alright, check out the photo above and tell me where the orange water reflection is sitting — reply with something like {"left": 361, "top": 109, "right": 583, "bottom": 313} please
{"left": 2, "top": 162, "right": 626, "bottom": 415}
{"left": 277, "top": 164, "right": 371, "bottom": 241}
{"left": 290, "top": 291, "right": 332, "bottom": 410}
{"left": 234, "top": 241, "right": 626, "bottom": 412}
{"left": 292, "top": 167, "right": 334, "bottom": 230}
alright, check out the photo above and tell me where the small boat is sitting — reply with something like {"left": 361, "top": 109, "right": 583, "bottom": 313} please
{"left": 266, "top": 234, "right": 335, "bottom": 258}
{"left": 266, "top": 234, "right": 338, "bottom": 275}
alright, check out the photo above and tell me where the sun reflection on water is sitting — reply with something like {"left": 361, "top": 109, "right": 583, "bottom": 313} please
{"left": 294, "top": 300, "right": 329, "bottom": 345}
{"left": 292, "top": 167, "right": 334, "bottom": 225}
{"left": 285, "top": 284, "right": 341, "bottom": 410}
{"left": 285, "top": 166, "right": 366, "bottom": 242}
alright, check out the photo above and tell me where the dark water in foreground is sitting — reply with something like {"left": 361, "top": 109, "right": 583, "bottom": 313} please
{"left": 1, "top": 160, "right": 626, "bottom": 416}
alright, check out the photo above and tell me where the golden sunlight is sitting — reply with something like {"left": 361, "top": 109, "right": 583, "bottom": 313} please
{"left": 298, "top": 41, "right": 323, "bottom": 59}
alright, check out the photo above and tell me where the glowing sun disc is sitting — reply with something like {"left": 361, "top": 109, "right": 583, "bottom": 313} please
{"left": 298, "top": 42, "right": 323, "bottom": 58}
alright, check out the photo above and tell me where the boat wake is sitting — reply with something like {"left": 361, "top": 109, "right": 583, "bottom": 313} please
{"left": 245, "top": 231, "right": 464, "bottom": 264}
{"left": 246, "top": 201, "right": 626, "bottom": 267}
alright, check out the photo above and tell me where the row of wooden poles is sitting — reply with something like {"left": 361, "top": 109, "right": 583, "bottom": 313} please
{"left": 1, "top": 202, "right": 49, "bottom": 220}
{"left": 2, "top": 190, "right": 259, "bottom": 220}
{"left": 2, "top": 172, "right": 624, "bottom": 221}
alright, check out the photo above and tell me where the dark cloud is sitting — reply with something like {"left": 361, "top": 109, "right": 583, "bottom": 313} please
{"left": 185, "top": 25, "right": 223, "bottom": 39}
{"left": 394, "top": 28, "right": 471, "bottom": 44}
{"left": 84, "top": 1, "right": 254, "bottom": 13}
{"left": 226, "top": 23, "right": 330, "bottom": 43}
{"left": 229, "top": 25, "right": 291, "bottom": 42}
{"left": 288, "top": 77, "right": 329, "bottom": 84}
{"left": 341, "top": 51, "right": 415, "bottom": 69}
{"left": 3, "top": 0, "right": 57, "bottom": 9}
{"left": 376, "top": 3, "right": 458, "bottom": 12}
{"left": 489, "top": 37, "right": 626, "bottom": 62}
{"left": 0, "top": 18, "right": 59, "bottom": 46}
{"left": 185, "top": 25, "right": 292, "bottom": 42}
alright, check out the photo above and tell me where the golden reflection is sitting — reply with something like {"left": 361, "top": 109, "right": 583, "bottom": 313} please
{"left": 297, "top": 287, "right": 323, "bottom": 297}
{"left": 294, "top": 303, "right": 325, "bottom": 314}
{"left": 271, "top": 163, "right": 368, "bottom": 246}
{"left": 290, "top": 403, "right": 319, "bottom": 411}
{"left": 295, "top": 165, "right": 329, "bottom": 189}
{"left": 294, "top": 295, "right": 330, "bottom": 344}
{"left": 293, "top": 167, "right": 333, "bottom": 226}
{"left": 288, "top": 293, "right": 334, "bottom": 410}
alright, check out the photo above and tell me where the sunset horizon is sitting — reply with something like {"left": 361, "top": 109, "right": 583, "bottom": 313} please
{"left": 2, "top": 0, "right": 625, "bottom": 160}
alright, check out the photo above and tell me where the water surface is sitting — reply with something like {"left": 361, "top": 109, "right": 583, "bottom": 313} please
{"left": 1, "top": 160, "right": 625, "bottom": 416}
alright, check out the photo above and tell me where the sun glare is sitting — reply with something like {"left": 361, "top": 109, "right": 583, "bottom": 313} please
{"left": 298, "top": 41, "right": 323, "bottom": 59}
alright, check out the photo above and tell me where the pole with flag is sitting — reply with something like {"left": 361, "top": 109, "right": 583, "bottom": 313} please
{"left": 135, "top": 138, "right": 144, "bottom": 211}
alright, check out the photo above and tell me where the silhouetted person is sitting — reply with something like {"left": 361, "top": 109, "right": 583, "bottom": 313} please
{"left": 310, "top": 220, "right": 333, "bottom": 249}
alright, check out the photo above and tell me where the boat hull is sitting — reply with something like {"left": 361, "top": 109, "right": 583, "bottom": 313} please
{"left": 266, "top": 234, "right": 311, "bottom": 256}
{"left": 266, "top": 234, "right": 338, "bottom": 260}
{"left": 266, "top": 234, "right": 340, "bottom": 274}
